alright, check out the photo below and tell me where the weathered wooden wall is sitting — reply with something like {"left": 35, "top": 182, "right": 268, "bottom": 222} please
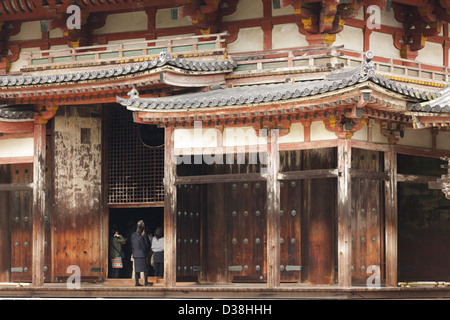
{"left": 0, "top": 165, "right": 11, "bottom": 282}
{"left": 350, "top": 148, "right": 385, "bottom": 284}
{"left": 53, "top": 105, "right": 103, "bottom": 281}
{"left": 9, "top": 163, "right": 33, "bottom": 282}
{"left": 397, "top": 154, "right": 450, "bottom": 282}
{"left": 280, "top": 148, "right": 336, "bottom": 285}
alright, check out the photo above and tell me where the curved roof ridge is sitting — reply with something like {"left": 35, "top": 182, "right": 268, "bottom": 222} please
{"left": 0, "top": 51, "right": 236, "bottom": 88}
{"left": 117, "top": 51, "right": 440, "bottom": 112}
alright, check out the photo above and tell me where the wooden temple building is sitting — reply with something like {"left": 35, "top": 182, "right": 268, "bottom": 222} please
{"left": 0, "top": 0, "right": 449, "bottom": 298}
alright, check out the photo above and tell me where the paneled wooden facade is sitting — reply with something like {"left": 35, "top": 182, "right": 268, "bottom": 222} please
{"left": 0, "top": 0, "right": 450, "bottom": 297}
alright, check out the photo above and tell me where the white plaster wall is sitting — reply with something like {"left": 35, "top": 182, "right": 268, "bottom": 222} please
{"left": 279, "top": 123, "right": 304, "bottom": 144}
{"left": 227, "top": 27, "right": 264, "bottom": 53}
{"left": 379, "top": 9, "right": 403, "bottom": 28}
{"left": 416, "top": 41, "right": 444, "bottom": 66}
{"left": 272, "top": 3, "right": 294, "bottom": 16}
{"left": 223, "top": 0, "right": 263, "bottom": 21}
{"left": 369, "top": 32, "right": 401, "bottom": 60}
{"left": 0, "top": 137, "right": 34, "bottom": 158}
{"left": 223, "top": 126, "right": 266, "bottom": 146}
{"left": 272, "top": 23, "right": 309, "bottom": 50}
{"left": 334, "top": 25, "right": 364, "bottom": 52}
{"left": 155, "top": 8, "right": 192, "bottom": 28}
{"left": 155, "top": 34, "right": 197, "bottom": 46}
{"left": 106, "top": 38, "right": 147, "bottom": 49}
{"left": 436, "top": 131, "right": 450, "bottom": 150}
{"left": 49, "top": 28, "right": 64, "bottom": 39}
{"left": 9, "top": 46, "right": 40, "bottom": 72}
{"left": 351, "top": 123, "right": 368, "bottom": 141}
{"left": 398, "top": 128, "right": 432, "bottom": 148}
{"left": 310, "top": 121, "right": 336, "bottom": 141}
{"left": 10, "top": 21, "right": 41, "bottom": 41}
{"left": 174, "top": 128, "right": 218, "bottom": 149}
{"left": 371, "top": 123, "right": 389, "bottom": 144}
{"left": 93, "top": 11, "right": 148, "bottom": 34}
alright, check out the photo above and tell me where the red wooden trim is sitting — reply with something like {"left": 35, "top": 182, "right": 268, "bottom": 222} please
{"left": 0, "top": 121, "right": 34, "bottom": 134}
{"left": 384, "top": 145, "right": 398, "bottom": 287}
{"left": 163, "top": 126, "right": 177, "bottom": 288}
{"left": 396, "top": 145, "right": 450, "bottom": 158}
{"left": 337, "top": 138, "right": 352, "bottom": 287}
{"left": 0, "top": 156, "right": 34, "bottom": 165}
{"left": 32, "top": 123, "right": 46, "bottom": 287}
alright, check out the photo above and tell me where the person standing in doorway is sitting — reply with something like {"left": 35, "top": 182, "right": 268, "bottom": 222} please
{"left": 109, "top": 226, "right": 127, "bottom": 278}
{"left": 131, "top": 220, "right": 152, "bottom": 286}
{"left": 151, "top": 227, "right": 164, "bottom": 278}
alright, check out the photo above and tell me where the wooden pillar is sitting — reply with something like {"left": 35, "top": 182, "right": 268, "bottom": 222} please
{"left": 32, "top": 123, "right": 46, "bottom": 286}
{"left": 164, "top": 126, "right": 177, "bottom": 287}
{"left": 266, "top": 129, "right": 280, "bottom": 288}
{"left": 337, "top": 139, "right": 352, "bottom": 287}
{"left": 384, "top": 144, "right": 398, "bottom": 287}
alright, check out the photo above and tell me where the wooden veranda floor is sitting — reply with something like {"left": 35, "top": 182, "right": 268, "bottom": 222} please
{"left": 0, "top": 279, "right": 449, "bottom": 299}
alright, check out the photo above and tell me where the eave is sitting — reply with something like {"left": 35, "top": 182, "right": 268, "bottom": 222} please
{"left": 0, "top": 52, "right": 236, "bottom": 105}
{"left": 117, "top": 52, "right": 438, "bottom": 128}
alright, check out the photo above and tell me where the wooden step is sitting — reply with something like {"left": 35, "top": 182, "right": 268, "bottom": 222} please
{"left": 103, "top": 277, "right": 164, "bottom": 287}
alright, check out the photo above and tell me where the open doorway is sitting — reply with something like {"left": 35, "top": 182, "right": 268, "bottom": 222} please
{"left": 108, "top": 207, "right": 164, "bottom": 279}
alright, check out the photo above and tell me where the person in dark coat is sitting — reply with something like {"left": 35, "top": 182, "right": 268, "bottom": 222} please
{"left": 131, "top": 220, "right": 152, "bottom": 286}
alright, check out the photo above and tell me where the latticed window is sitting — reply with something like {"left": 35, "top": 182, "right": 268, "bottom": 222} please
{"left": 108, "top": 105, "right": 164, "bottom": 205}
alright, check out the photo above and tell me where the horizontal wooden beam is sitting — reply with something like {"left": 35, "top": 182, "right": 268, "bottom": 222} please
{"left": 397, "top": 173, "right": 438, "bottom": 184}
{"left": 175, "top": 172, "right": 266, "bottom": 185}
{"left": 0, "top": 156, "right": 33, "bottom": 165}
{"left": 0, "top": 183, "right": 33, "bottom": 191}
{"left": 278, "top": 168, "right": 338, "bottom": 180}
{"left": 107, "top": 202, "right": 164, "bottom": 208}
{"left": 349, "top": 168, "right": 389, "bottom": 180}
{"left": 428, "top": 181, "right": 445, "bottom": 189}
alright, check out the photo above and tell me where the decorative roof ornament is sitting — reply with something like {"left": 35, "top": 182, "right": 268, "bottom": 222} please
{"left": 128, "top": 87, "right": 140, "bottom": 99}
{"left": 360, "top": 51, "right": 376, "bottom": 81}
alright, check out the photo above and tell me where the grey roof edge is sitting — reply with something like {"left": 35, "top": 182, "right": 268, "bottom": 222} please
{"left": 116, "top": 51, "right": 440, "bottom": 112}
{"left": 407, "top": 86, "right": 450, "bottom": 113}
{"left": 0, "top": 51, "right": 236, "bottom": 88}
{"left": 0, "top": 105, "right": 35, "bottom": 120}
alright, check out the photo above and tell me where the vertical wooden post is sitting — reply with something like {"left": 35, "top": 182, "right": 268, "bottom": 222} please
{"left": 384, "top": 144, "right": 398, "bottom": 287}
{"left": 164, "top": 126, "right": 177, "bottom": 287}
{"left": 337, "top": 139, "right": 352, "bottom": 287}
{"left": 32, "top": 123, "right": 46, "bottom": 286}
{"left": 266, "top": 129, "right": 280, "bottom": 288}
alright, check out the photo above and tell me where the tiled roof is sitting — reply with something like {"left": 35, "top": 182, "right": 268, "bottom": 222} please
{"left": 0, "top": 51, "right": 236, "bottom": 88}
{"left": 0, "top": 105, "right": 34, "bottom": 120}
{"left": 117, "top": 51, "right": 441, "bottom": 111}
{"left": 407, "top": 86, "right": 450, "bottom": 113}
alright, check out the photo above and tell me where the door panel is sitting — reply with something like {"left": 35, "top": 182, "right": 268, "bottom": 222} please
{"left": 227, "top": 181, "right": 266, "bottom": 282}
{"left": 351, "top": 149, "right": 384, "bottom": 284}
{"left": 279, "top": 180, "right": 301, "bottom": 282}
{"left": 176, "top": 184, "right": 202, "bottom": 281}
{"left": 10, "top": 164, "right": 33, "bottom": 282}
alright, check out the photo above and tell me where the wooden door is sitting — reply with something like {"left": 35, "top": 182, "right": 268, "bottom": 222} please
{"left": 351, "top": 148, "right": 384, "bottom": 284}
{"left": 9, "top": 137, "right": 52, "bottom": 283}
{"left": 227, "top": 181, "right": 266, "bottom": 282}
{"left": 9, "top": 164, "right": 33, "bottom": 282}
{"left": 176, "top": 184, "right": 202, "bottom": 281}
{"left": 279, "top": 180, "right": 302, "bottom": 282}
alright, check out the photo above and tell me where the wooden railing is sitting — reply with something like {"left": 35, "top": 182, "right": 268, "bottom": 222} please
{"left": 229, "top": 45, "right": 450, "bottom": 87}
{"left": 337, "top": 48, "right": 450, "bottom": 86}
{"left": 25, "top": 32, "right": 228, "bottom": 67}
{"left": 23, "top": 36, "right": 450, "bottom": 87}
